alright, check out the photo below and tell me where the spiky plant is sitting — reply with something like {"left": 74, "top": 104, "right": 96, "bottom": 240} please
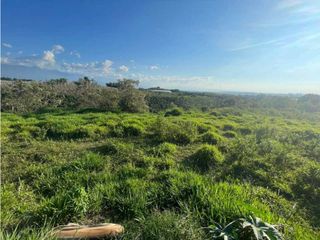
{"left": 211, "top": 216, "right": 283, "bottom": 240}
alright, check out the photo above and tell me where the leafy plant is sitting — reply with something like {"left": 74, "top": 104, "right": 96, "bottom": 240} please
{"left": 211, "top": 216, "right": 283, "bottom": 240}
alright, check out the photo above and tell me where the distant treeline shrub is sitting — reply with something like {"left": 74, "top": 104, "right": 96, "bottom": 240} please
{"left": 1, "top": 78, "right": 148, "bottom": 113}
{"left": 2, "top": 77, "right": 320, "bottom": 114}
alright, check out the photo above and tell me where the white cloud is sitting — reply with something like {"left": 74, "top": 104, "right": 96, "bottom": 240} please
{"left": 149, "top": 65, "right": 159, "bottom": 70}
{"left": 102, "top": 60, "right": 113, "bottom": 76}
{"left": 62, "top": 61, "right": 101, "bottom": 76}
{"left": 1, "top": 57, "right": 9, "bottom": 64}
{"left": 119, "top": 65, "right": 129, "bottom": 72}
{"left": 130, "top": 73, "right": 217, "bottom": 90}
{"left": 276, "top": 0, "right": 303, "bottom": 10}
{"left": 52, "top": 44, "right": 64, "bottom": 54}
{"left": 37, "top": 50, "right": 55, "bottom": 68}
{"left": 70, "top": 51, "right": 81, "bottom": 58}
{"left": 34, "top": 45, "right": 64, "bottom": 68}
{"left": 2, "top": 43, "right": 12, "bottom": 48}
{"left": 43, "top": 50, "right": 55, "bottom": 64}
{"left": 276, "top": 0, "right": 320, "bottom": 16}
{"left": 228, "top": 30, "right": 320, "bottom": 52}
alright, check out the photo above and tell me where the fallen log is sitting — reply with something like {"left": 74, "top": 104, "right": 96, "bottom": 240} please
{"left": 53, "top": 223, "right": 124, "bottom": 239}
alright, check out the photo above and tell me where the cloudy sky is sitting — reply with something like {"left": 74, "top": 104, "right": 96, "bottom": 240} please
{"left": 1, "top": 0, "right": 320, "bottom": 93}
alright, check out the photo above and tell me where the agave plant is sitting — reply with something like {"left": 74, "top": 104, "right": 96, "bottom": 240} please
{"left": 211, "top": 216, "right": 283, "bottom": 240}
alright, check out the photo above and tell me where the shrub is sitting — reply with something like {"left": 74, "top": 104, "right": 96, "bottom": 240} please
{"left": 200, "top": 131, "right": 223, "bottom": 145}
{"left": 165, "top": 108, "right": 183, "bottom": 117}
{"left": 188, "top": 144, "right": 224, "bottom": 171}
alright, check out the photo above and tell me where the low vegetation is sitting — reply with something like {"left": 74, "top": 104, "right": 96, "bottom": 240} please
{"left": 1, "top": 79, "right": 320, "bottom": 239}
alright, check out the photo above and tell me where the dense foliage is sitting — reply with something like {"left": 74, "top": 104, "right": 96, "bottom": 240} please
{"left": 1, "top": 78, "right": 148, "bottom": 113}
{"left": 1, "top": 105, "right": 320, "bottom": 239}
{"left": 2, "top": 77, "right": 320, "bottom": 114}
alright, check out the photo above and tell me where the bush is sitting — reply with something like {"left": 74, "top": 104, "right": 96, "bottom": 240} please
{"left": 200, "top": 131, "right": 223, "bottom": 145}
{"left": 188, "top": 144, "right": 224, "bottom": 171}
{"left": 165, "top": 108, "right": 183, "bottom": 117}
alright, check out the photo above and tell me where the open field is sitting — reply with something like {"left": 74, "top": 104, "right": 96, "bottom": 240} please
{"left": 1, "top": 108, "right": 320, "bottom": 239}
{"left": 2, "top": 0, "right": 320, "bottom": 239}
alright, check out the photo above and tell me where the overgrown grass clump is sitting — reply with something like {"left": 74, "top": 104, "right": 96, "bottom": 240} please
{"left": 187, "top": 144, "right": 224, "bottom": 171}
{"left": 200, "top": 131, "right": 223, "bottom": 145}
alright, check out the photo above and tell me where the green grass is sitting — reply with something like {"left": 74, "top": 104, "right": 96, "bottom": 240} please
{"left": 1, "top": 109, "right": 320, "bottom": 239}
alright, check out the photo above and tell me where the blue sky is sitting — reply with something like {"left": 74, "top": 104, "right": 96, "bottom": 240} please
{"left": 1, "top": 0, "right": 320, "bottom": 93}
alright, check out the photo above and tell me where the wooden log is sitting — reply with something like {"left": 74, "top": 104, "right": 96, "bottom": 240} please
{"left": 54, "top": 223, "right": 124, "bottom": 239}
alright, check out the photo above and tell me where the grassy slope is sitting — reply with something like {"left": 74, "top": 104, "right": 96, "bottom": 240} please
{"left": 1, "top": 109, "right": 320, "bottom": 239}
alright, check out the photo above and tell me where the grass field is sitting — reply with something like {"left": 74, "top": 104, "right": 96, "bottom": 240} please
{"left": 1, "top": 108, "right": 320, "bottom": 239}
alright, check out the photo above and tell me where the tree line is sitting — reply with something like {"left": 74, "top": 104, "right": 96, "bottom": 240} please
{"left": 1, "top": 77, "right": 320, "bottom": 113}
{"left": 1, "top": 77, "right": 148, "bottom": 113}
